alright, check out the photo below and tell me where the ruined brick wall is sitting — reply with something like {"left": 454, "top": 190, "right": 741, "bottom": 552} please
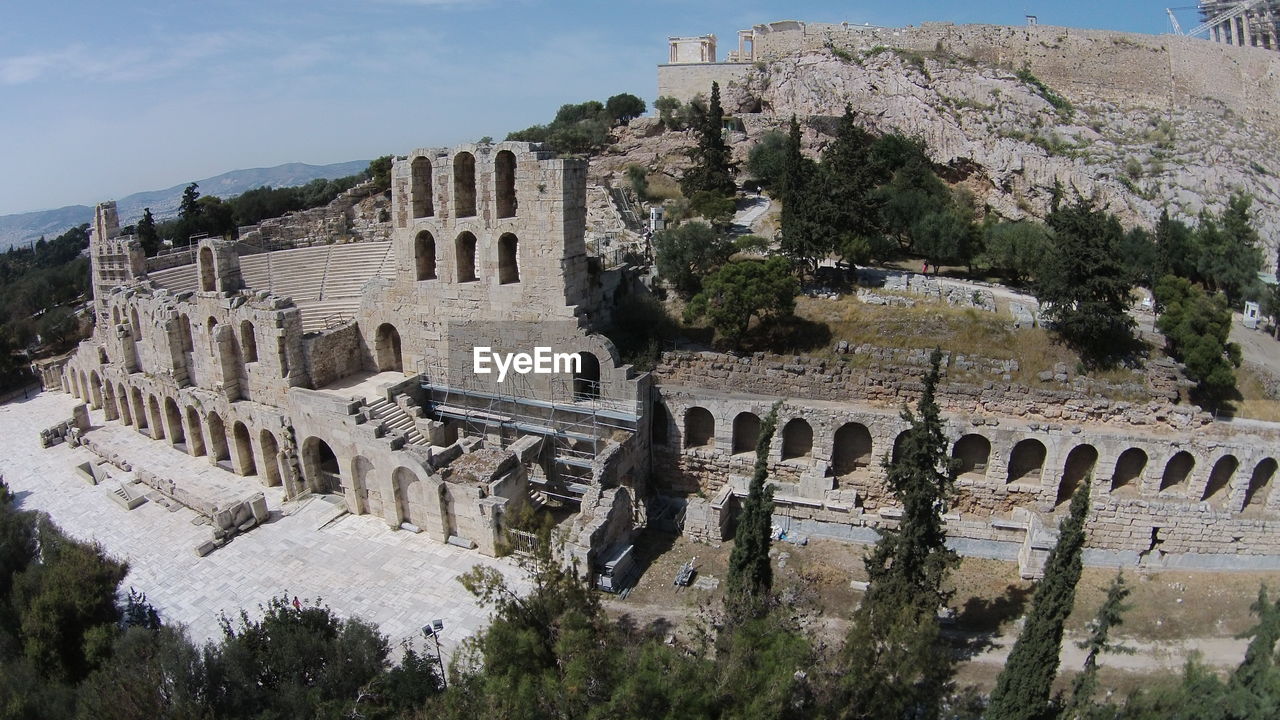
{"left": 654, "top": 350, "right": 1204, "bottom": 430}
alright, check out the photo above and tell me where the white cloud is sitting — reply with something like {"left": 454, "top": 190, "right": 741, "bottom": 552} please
{"left": 0, "top": 34, "right": 233, "bottom": 86}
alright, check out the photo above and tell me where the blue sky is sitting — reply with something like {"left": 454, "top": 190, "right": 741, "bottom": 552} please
{"left": 0, "top": 1, "right": 1194, "bottom": 215}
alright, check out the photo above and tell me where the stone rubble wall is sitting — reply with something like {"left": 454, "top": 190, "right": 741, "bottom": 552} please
{"left": 655, "top": 350, "right": 1199, "bottom": 429}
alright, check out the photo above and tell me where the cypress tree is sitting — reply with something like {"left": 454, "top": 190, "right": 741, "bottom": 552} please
{"left": 836, "top": 349, "right": 958, "bottom": 720}
{"left": 987, "top": 478, "right": 1093, "bottom": 720}
{"left": 863, "top": 347, "right": 958, "bottom": 610}
{"left": 1064, "top": 572, "right": 1132, "bottom": 720}
{"left": 778, "top": 115, "right": 825, "bottom": 273}
{"left": 724, "top": 402, "right": 780, "bottom": 623}
{"left": 681, "top": 81, "right": 736, "bottom": 199}
{"left": 136, "top": 208, "right": 160, "bottom": 257}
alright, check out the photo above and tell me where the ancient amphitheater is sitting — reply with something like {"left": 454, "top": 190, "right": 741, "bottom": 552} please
{"left": 32, "top": 82, "right": 1280, "bottom": 579}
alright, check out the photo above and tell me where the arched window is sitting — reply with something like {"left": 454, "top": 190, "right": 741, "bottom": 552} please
{"left": 1201, "top": 455, "right": 1238, "bottom": 504}
{"left": 831, "top": 422, "right": 872, "bottom": 475}
{"left": 259, "top": 431, "right": 282, "bottom": 487}
{"left": 1111, "top": 448, "right": 1147, "bottom": 496}
{"left": 453, "top": 152, "right": 476, "bottom": 217}
{"left": 1058, "top": 445, "right": 1098, "bottom": 506}
{"left": 496, "top": 150, "right": 517, "bottom": 218}
{"left": 1159, "top": 451, "right": 1195, "bottom": 494}
{"left": 1007, "top": 439, "right": 1047, "bottom": 484}
{"left": 651, "top": 402, "right": 671, "bottom": 446}
{"left": 375, "top": 323, "right": 403, "bottom": 372}
{"left": 732, "top": 412, "right": 761, "bottom": 455}
{"left": 1243, "top": 458, "right": 1277, "bottom": 511}
{"left": 411, "top": 156, "right": 434, "bottom": 218}
{"left": 232, "top": 422, "right": 256, "bottom": 476}
{"left": 164, "top": 397, "right": 185, "bottom": 447}
{"left": 684, "top": 407, "right": 714, "bottom": 448}
{"left": 240, "top": 320, "right": 258, "bottom": 363}
{"left": 573, "top": 351, "right": 600, "bottom": 400}
{"left": 199, "top": 246, "right": 216, "bottom": 292}
{"left": 186, "top": 407, "right": 206, "bottom": 456}
{"left": 952, "top": 434, "right": 992, "bottom": 477}
{"left": 415, "top": 231, "right": 436, "bottom": 281}
{"left": 303, "top": 436, "right": 342, "bottom": 494}
{"left": 179, "top": 314, "right": 194, "bottom": 353}
{"left": 498, "top": 233, "right": 519, "bottom": 284}
{"left": 455, "top": 232, "right": 477, "bottom": 282}
{"left": 781, "top": 418, "right": 813, "bottom": 460}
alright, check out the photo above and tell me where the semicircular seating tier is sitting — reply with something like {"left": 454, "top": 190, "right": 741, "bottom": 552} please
{"left": 147, "top": 242, "right": 395, "bottom": 332}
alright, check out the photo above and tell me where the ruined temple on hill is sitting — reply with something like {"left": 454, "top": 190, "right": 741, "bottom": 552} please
{"left": 45, "top": 131, "right": 1280, "bottom": 577}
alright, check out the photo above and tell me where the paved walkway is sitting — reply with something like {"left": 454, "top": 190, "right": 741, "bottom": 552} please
{"left": 0, "top": 391, "right": 526, "bottom": 660}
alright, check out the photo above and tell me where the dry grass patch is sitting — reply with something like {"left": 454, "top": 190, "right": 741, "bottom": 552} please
{"left": 1230, "top": 366, "right": 1280, "bottom": 422}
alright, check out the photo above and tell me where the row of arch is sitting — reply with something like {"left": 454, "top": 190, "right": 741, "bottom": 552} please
{"left": 410, "top": 150, "right": 518, "bottom": 222}
{"left": 414, "top": 230, "right": 519, "bottom": 285}
{"left": 669, "top": 406, "right": 1279, "bottom": 512}
{"left": 299, "top": 437, "right": 450, "bottom": 533}
{"left": 64, "top": 370, "right": 287, "bottom": 488}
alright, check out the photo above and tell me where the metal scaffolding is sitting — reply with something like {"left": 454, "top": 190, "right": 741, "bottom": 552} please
{"left": 413, "top": 359, "right": 640, "bottom": 500}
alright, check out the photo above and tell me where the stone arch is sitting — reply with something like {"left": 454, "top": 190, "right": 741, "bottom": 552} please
{"left": 1058, "top": 444, "right": 1098, "bottom": 506}
{"left": 186, "top": 407, "right": 206, "bottom": 456}
{"left": 1110, "top": 448, "right": 1147, "bottom": 496}
{"left": 199, "top": 246, "right": 216, "bottom": 292}
{"left": 455, "top": 232, "right": 478, "bottom": 282}
{"left": 732, "top": 412, "right": 762, "bottom": 455}
{"left": 453, "top": 152, "right": 476, "bottom": 217}
{"left": 207, "top": 316, "right": 218, "bottom": 335}
{"left": 684, "top": 407, "right": 714, "bottom": 449}
{"left": 1242, "top": 458, "right": 1278, "bottom": 511}
{"left": 374, "top": 323, "right": 403, "bottom": 373}
{"left": 88, "top": 371, "right": 103, "bottom": 409}
{"left": 117, "top": 384, "right": 133, "bottom": 425}
{"left": 831, "top": 422, "right": 873, "bottom": 475}
{"left": 1007, "top": 438, "right": 1047, "bottom": 484}
{"left": 164, "top": 397, "right": 185, "bottom": 447}
{"left": 232, "top": 422, "right": 256, "bottom": 476}
{"left": 112, "top": 306, "right": 122, "bottom": 326}
{"left": 1159, "top": 451, "right": 1195, "bottom": 494}
{"left": 101, "top": 382, "right": 119, "bottom": 421}
{"left": 411, "top": 156, "right": 434, "bottom": 218}
{"left": 207, "top": 412, "right": 230, "bottom": 464}
{"left": 130, "top": 307, "right": 144, "bottom": 341}
{"left": 147, "top": 395, "right": 165, "bottom": 440}
{"left": 1201, "top": 454, "right": 1238, "bottom": 505}
{"left": 498, "top": 233, "right": 519, "bottom": 284}
{"left": 130, "top": 388, "right": 147, "bottom": 431}
{"left": 258, "top": 430, "right": 282, "bottom": 487}
{"left": 781, "top": 418, "right": 813, "bottom": 460}
{"left": 240, "top": 320, "right": 258, "bottom": 363}
{"left": 651, "top": 402, "right": 671, "bottom": 446}
{"left": 179, "top": 314, "right": 194, "bottom": 353}
{"left": 952, "top": 434, "right": 991, "bottom": 477}
{"left": 891, "top": 430, "right": 911, "bottom": 464}
{"left": 573, "top": 351, "right": 600, "bottom": 400}
{"left": 415, "top": 231, "right": 436, "bottom": 281}
{"left": 393, "top": 466, "right": 419, "bottom": 526}
{"left": 495, "top": 149, "right": 517, "bottom": 218}
{"left": 349, "top": 456, "right": 377, "bottom": 515}
{"left": 302, "top": 436, "right": 341, "bottom": 494}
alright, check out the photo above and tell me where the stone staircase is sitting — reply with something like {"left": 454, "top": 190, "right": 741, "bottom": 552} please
{"left": 367, "top": 397, "right": 428, "bottom": 446}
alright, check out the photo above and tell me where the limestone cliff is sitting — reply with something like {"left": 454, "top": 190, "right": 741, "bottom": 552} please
{"left": 599, "top": 40, "right": 1280, "bottom": 271}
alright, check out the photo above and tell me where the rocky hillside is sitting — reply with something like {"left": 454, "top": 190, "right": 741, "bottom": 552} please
{"left": 598, "top": 47, "right": 1280, "bottom": 271}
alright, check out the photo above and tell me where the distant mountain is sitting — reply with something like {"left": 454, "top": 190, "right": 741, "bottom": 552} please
{"left": 0, "top": 160, "right": 369, "bottom": 251}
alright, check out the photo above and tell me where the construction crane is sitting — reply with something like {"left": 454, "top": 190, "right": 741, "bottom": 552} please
{"left": 1166, "top": 1, "right": 1267, "bottom": 37}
